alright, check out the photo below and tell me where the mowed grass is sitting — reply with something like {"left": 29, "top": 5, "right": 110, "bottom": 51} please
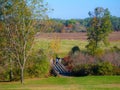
{"left": 33, "top": 38, "right": 120, "bottom": 57}
{"left": 0, "top": 76, "right": 120, "bottom": 90}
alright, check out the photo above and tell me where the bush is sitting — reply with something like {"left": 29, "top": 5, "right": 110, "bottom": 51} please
{"left": 12, "top": 68, "right": 21, "bottom": 81}
{"left": 100, "top": 47, "right": 120, "bottom": 67}
{"left": 72, "top": 64, "right": 92, "bottom": 76}
{"left": 64, "top": 46, "right": 120, "bottom": 76}
{"left": 26, "top": 49, "right": 50, "bottom": 78}
{"left": 113, "top": 66, "right": 120, "bottom": 75}
{"left": 0, "top": 67, "right": 9, "bottom": 81}
{"left": 71, "top": 62, "right": 114, "bottom": 76}
{"left": 94, "top": 48, "right": 105, "bottom": 57}
{"left": 0, "top": 57, "right": 10, "bottom": 81}
{"left": 92, "top": 62, "right": 113, "bottom": 75}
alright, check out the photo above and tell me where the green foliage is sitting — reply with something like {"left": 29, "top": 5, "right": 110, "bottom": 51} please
{"left": 72, "top": 62, "right": 114, "bottom": 76}
{"left": 112, "top": 46, "right": 120, "bottom": 52}
{"left": 110, "top": 16, "right": 120, "bottom": 31}
{"left": 94, "top": 48, "right": 105, "bottom": 57}
{"left": 0, "top": 67, "right": 9, "bottom": 81}
{"left": 67, "top": 45, "right": 119, "bottom": 76}
{"left": 65, "top": 19, "right": 76, "bottom": 26}
{"left": 47, "top": 15, "right": 120, "bottom": 33}
{"left": 33, "top": 55, "right": 50, "bottom": 77}
{"left": 93, "top": 62, "right": 113, "bottom": 75}
{"left": 36, "top": 20, "right": 64, "bottom": 33}
{"left": 72, "top": 64, "right": 92, "bottom": 76}
{"left": 86, "top": 40, "right": 97, "bottom": 55}
{"left": 113, "top": 66, "right": 120, "bottom": 75}
{"left": 26, "top": 49, "right": 50, "bottom": 78}
{"left": 0, "top": 0, "right": 48, "bottom": 83}
{"left": 48, "top": 37, "right": 61, "bottom": 59}
{"left": 86, "top": 7, "right": 112, "bottom": 55}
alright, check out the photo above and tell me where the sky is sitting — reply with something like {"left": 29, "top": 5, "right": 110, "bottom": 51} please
{"left": 46, "top": 0, "right": 120, "bottom": 19}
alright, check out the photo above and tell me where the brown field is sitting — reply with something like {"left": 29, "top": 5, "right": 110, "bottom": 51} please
{"left": 36, "top": 31, "right": 120, "bottom": 41}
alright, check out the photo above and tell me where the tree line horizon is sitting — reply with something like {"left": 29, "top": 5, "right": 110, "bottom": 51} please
{"left": 40, "top": 15, "right": 120, "bottom": 33}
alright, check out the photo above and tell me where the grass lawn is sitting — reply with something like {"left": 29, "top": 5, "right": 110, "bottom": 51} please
{"left": 0, "top": 76, "right": 120, "bottom": 90}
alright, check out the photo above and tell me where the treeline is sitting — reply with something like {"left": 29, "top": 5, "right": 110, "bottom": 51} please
{"left": 36, "top": 16, "right": 120, "bottom": 33}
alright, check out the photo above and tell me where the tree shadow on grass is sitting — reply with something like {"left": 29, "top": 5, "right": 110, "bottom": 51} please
{"left": 0, "top": 80, "right": 10, "bottom": 82}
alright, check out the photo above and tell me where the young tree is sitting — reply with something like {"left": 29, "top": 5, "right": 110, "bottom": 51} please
{"left": 48, "top": 36, "right": 61, "bottom": 59}
{"left": 86, "top": 7, "right": 112, "bottom": 55}
{"left": 0, "top": 0, "right": 48, "bottom": 84}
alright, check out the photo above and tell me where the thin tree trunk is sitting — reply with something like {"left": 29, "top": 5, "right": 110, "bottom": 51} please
{"left": 9, "top": 70, "right": 13, "bottom": 81}
{"left": 20, "top": 67, "right": 24, "bottom": 84}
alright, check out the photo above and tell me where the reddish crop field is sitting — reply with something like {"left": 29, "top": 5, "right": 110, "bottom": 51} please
{"left": 36, "top": 32, "right": 120, "bottom": 41}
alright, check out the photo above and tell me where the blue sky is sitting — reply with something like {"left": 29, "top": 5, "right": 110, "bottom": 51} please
{"left": 46, "top": 0, "right": 120, "bottom": 19}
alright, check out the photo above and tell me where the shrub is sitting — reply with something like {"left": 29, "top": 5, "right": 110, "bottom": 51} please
{"left": 12, "top": 68, "right": 21, "bottom": 81}
{"left": 0, "top": 57, "right": 10, "bottom": 81}
{"left": 72, "top": 64, "right": 92, "bottom": 76}
{"left": 92, "top": 62, "right": 113, "bottom": 75}
{"left": 72, "top": 62, "right": 114, "bottom": 76}
{"left": 113, "top": 66, "right": 120, "bottom": 75}
{"left": 100, "top": 47, "right": 120, "bottom": 67}
{"left": 26, "top": 49, "right": 50, "bottom": 78}
{"left": 64, "top": 46, "right": 120, "bottom": 76}
{"left": 94, "top": 48, "right": 105, "bottom": 57}
{"left": 0, "top": 66, "right": 9, "bottom": 81}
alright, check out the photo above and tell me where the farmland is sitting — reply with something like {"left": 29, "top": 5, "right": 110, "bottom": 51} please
{"left": 36, "top": 32, "right": 120, "bottom": 41}
{"left": 34, "top": 32, "right": 120, "bottom": 57}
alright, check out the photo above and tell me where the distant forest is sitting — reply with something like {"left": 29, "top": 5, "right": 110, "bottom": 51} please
{"left": 36, "top": 16, "right": 120, "bottom": 33}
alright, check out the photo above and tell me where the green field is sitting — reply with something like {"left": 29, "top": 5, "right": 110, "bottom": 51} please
{"left": 33, "top": 39, "right": 87, "bottom": 57}
{"left": 0, "top": 76, "right": 120, "bottom": 90}
{"left": 33, "top": 38, "right": 120, "bottom": 57}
